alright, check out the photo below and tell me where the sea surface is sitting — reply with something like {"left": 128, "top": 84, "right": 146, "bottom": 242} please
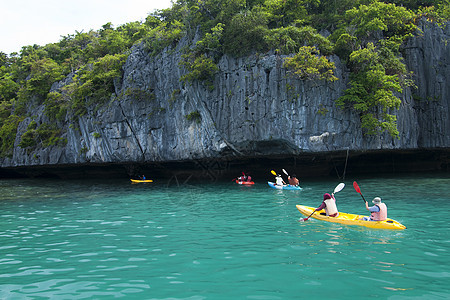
{"left": 1, "top": 173, "right": 449, "bottom": 299}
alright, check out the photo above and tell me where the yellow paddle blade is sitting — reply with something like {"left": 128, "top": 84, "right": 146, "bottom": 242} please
{"left": 271, "top": 170, "right": 277, "bottom": 176}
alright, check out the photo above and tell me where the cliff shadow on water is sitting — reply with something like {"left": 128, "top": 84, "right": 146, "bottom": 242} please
{"left": 0, "top": 148, "right": 448, "bottom": 182}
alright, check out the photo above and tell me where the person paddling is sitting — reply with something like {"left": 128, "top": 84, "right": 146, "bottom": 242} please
{"left": 360, "top": 197, "right": 387, "bottom": 221}
{"left": 288, "top": 174, "right": 299, "bottom": 186}
{"left": 275, "top": 174, "right": 286, "bottom": 186}
{"left": 314, "top": 192, "right": 339, "bottom": 217}
{"left": 237, "top": 172, "right": 252, "bottom": 183}
{"left": 245, "top": 173, "right": 252, "bottom": 182}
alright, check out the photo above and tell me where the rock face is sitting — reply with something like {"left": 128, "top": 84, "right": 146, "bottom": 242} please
{"left": 1, "top": 21, "right": 449, "bottom": 178}
{"left": 403, "top": 21, "right": 450, "bottom": 148}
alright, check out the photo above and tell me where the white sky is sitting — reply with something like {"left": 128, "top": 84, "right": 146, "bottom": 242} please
{"left": 0, "top": 0, "right": 174, "bottom": 55}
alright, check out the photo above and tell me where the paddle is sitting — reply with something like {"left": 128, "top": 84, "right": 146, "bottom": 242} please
{"left": 334, "top": 182, "right": 345, "bottom": 194}
{"left": 282, "top": 169, "right": 290, "bottom": 183}
{"left": 300, "top": 182, "right": 345, "bottom": 222}
{"left": 353, "top": 181, "right": 367, "bottom": 203}
{"left": 300, "top": 210, "right": 316, "bottom": 222}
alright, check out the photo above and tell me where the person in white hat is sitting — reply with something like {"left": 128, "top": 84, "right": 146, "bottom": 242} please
{"left": 275, "top": 174, "right": 286, "bottom": 186}
{"left": 360, "top": 197, "right": 388, "bottom": 221}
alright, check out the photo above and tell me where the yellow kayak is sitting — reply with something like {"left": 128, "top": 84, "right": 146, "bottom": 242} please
{"left": 296, "top": 205, "right": 406, "bottom": 230}
{"left": 130, "top": 179, "right": 153, "bottom": 183}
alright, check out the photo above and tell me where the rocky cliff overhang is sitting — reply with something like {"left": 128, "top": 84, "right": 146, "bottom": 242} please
{"left": 1, "top": 148, "right": 448, "bottom": 181}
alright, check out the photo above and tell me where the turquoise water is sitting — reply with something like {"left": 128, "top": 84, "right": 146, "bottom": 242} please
{"left": 1, "top": 173, "right": 449, "bottom": 299}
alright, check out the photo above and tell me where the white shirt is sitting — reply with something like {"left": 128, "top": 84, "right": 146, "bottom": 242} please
{"left": 275, "top": 176, "right": 284, "bottom": 185}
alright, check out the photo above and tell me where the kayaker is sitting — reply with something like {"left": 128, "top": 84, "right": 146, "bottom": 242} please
{"left": 238, "top": 172, "right": 251, "bottom": 182}
{"left": 141, "top": 175, "right": 146, "bottom": 180}
{"left": 360, "top": 197, "right": 387, "bottom": 221}
{"left": 288, "top": 174, "right": 299, "bottom": 186}
{"left": 275, "top": 174, "right": 286, "bottom": 186}
{"left": 314, "top": 193, "right": 339, "bottom": 217}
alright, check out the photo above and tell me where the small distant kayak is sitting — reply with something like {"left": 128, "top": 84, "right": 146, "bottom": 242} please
{"left": 236, "top": 180, "right": 255, "bottom": 185}
{"left": 268, "top": 181, "right": 302, "bottom": 190}
{"left": 130, "top": 179, "right": 153, "bottom": 183}
{"left": 296, "top": 205, "right": 406, "bottom": 230}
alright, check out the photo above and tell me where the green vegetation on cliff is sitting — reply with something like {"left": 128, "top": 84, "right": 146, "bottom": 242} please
{"left": 0, "top": 0, "right": 448, "bottom": 157}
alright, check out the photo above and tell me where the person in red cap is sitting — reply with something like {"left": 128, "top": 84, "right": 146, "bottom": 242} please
{"left": 314, "top": 192, "right": 339, "bottom": 217}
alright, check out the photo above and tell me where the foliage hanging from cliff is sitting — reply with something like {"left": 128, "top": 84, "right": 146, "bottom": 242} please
{"left": 416, "top": 3, "right": 450, "bottom": 27}
{"left": 179, "top": 53, "right": 218, "bottom": 90}
{"left": 185, "top": 110, "right": 202, "bottom": 124}
{"left": 0, "top": 114, "right": 23, "bottom": 157}
{"left": 336, "top": 41, "right": 413, "bottom": 137}
{"left": 143, "top": 20, "right": 185, "bottom": 56}
{"left": 222, "top": 9, "right": 269, "bottom": 57}
{"left": 334, "top": 2, "right": 418, "bottom": 137}
{"left": 284, "top": 46, "right": 338, "bottom": 82}
{"left": 194, "top": 23, "right": 224, "bottom": 58}
{"left": 343, "top": 2, "right": 417, "bottom": 39}
{"left": 264, "top": 25, "right": 333, "bottom": 55}
{"left": 68, "top": 53, "right": 128, "bottom": 116}
{"left": 19, "top": 121, "right": 66, "bottom": 150}
{"left": 179, "top": 23, "right": 223, "bottom": 89}
{"left": 44, "top": 91, "right": 68, "bottom": 123}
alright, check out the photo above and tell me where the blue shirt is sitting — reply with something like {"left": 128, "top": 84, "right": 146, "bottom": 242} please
{"left": 368, "top": 205, "right": 380, "bottom": 213}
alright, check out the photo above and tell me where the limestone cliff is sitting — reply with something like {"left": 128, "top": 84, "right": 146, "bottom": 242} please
{"left": 1, "top": 21, "right": 449, "bottom": 178}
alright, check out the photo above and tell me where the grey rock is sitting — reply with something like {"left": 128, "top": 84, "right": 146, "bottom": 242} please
{"left": 1, "top": 21, "right": 448, "bottom": 171}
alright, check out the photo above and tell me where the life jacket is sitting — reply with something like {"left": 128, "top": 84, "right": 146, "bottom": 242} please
{"left": 247, "top": 176, "right": 252, "bottom": 182}
{"left": 371, "top": 203, "right": 387, "bottom": 221}
{"left": 324, "top": 198, "right": 338, "bottom": 216}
